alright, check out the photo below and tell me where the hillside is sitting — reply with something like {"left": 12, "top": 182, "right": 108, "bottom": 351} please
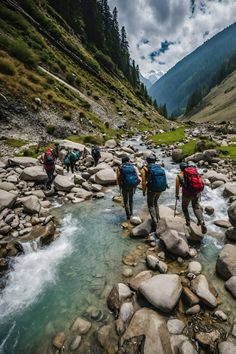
{"left": 184, "top": 69, "right": 236, "bottom": 123}
{"left": 148, "top": 21, "right": 236, "bottom": 116}
{"left": 0, "top": 0, "right": 168, "bottom": 151}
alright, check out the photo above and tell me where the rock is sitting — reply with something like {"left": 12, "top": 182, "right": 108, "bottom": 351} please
{"left": 54, "top": 175, "right": 75, "bottom": 192}
{"left": 120, "top": 308, "right": 172, "bottom": 354}
{"left": 70, "top": 336, "right": 81, "bottom": 351}
{"left": 185, "top": 152, "right": 204, "bottom": 163}
{"left": 105, "top": 139, "right": 117, "bottom": 148}
{"left": 119, "top": 302, "right": 134, "bottom": 324}
{"left": 0, "top": 257, "right": 8, "bottom": 271}
{"left": 0, "top": 182, "right": 17, "bottom": 192}
{"left": 88, "top": 162, "right": 110, "bottom": 175}
{"left": 8, "top": 157, "right": 38, "bottom": 167}
{"left": 146, "top": 255, "right": 158, "bottom": 270}
{"left": 185, "top": 304, "right": 201, "bottom": 315}
{"left": 0, "top": 223, "right": 12, "bottom": 235}
{"left": 52, "top": 332, "right": 66, "bottom": 350}
{"left": 179, "top": 340, "right": 198, "bottom": 354}
{"left": 188, "top": 261, "right": 202, "bottom": 275}
{"left": 172, "top": 149, "right": 183, "bottom": 163}
{"left": 74, "top": 174, "right": 86, "bottom": 185}
{"left": 188, "top": 223, "right": 204, "bottom": 241}
{"left": 22, "top": 196, "right": 41, "bottom": 214}
{"left": 214, "top": 310, "right": 227, "bottom": 321}
{"left": 228, "top": 201, "right": 236, "bottom": 227}
{"left": 190, "top": 275, "right": 217, "bottom": 308}
{"left": 205, "top": 206, "right": 214, "bottom": 215}
{"left": 94, "top": 192, "right": 104, "bottom": 199}
{"left": 139, "top": 274, "right": 182, "bottom": 313}
{"left": 20, "top": 221, "right": 55, "bottom": 245}
{"left": 213, "top": 219, "right": 231, "bottom": 229}
{"left": 212, "top": 180, "right": 225, "bottom": 189}
{"left": 182, "top": 287, "right": 199, "bottom": 306}
{"left": 71, "top": 317, "right": 91, "bottom": 334}
{"left": 20, "top": 166, "right": 48, "bottom": 182}
{"left": 95, "top": 168, "right": 116, "bottom": 185}
{"left": 130, "top": 218, "right": 153, "bottom": 238}
{"left": 130, "top": 216, "right": 142, "bottom": 226}
{"left": 204, "top": 170, "right": 228, "bottom": 183}
{"left": 100, "top": 151, "right": 114, "bottom": 163}
{"left": 0, "top": 190, "right": 17, "bottom": 212}
{"left": 157, "top": 260, "right": 168, "bottom": 274}
{"left": 122, "top": 267, "right": 133, "bottom": 278}
{"left": 195, "top": 330, "right": 221, "bottom": 350}
{"left": 91, "top": 183, "right": 103, "bottom": 192}
{"left": 160, "top": 229, "right": 189, "bottom": 257}
{"left": 223, "top": 183, "right": 236, "bottom": 198}
{"left": 129, "top": 270, "right": 153, "bottom": 291}
{"left": 225, "top": 276, "right": 236, "bottom": 298}
{"left": 112, "top": 195, "right": 122, "bottom": 203}
{"left": 167, "top": 319, "right": 185, "bottom": 335}
{"left": 216, "top": 244, "right": 236, "bottom": 279}
{"left": 157, "top": 215, "right": 188, "bottom": 236}
{"left": 31, "top": 190, "right": 45, "bottom": 199}
{"left": 170, "top": 334, "right": 189, "bottom": 354}
{"left": 225, "top": 227, "right": 236, "bottom": 241}
{"left": 218, "top": 341, "right": 236, "bottom": 354}
{"left": 107, "top": 283, "right": 133, "bottom": 314}
{"left": 72, "top": 187, "right": 92, "bottom": 200}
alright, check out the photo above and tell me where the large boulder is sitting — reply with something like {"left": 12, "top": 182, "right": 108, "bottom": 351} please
{"left": 0, "top": 182, "right": 17, "bottom": 192}
{"left": 8, "top": 156, "right": 38, "bottom": 167}
{"left": 139, "top": 274, "right": 182, "bottom": 313}
{"left": 172, "top": 149, "right": 183, "bottom": 163}
{"left": 218, "top": 341, "right": 236, "bottom": 354}
{"left": 58, "top": 140, "right": 85, "bottom": 153}
{"left": 87, "top": 162, "right": 110, "bottom": 175}
{"left": 203, "top": 170, "right": 228, "bottom": 183}
{"left": 54, "top": 175, "right": 75, "bottom": 192}
{"left": 130, "top": 218, "right": 153, "bottom": 238}
{"left": 0, "top": 190, "right": 17, "bottom": 212}
{"left": 20, "top": 166, "right": 48, "bottom": 182}
{"left": 22, "top": 195, "right": 41, "bottom": 214}
{"left": 223, "top": 183, "right": 236, "bottom": 198}
{"left": 157, "top": 215, "right": 189, "bottom": 236}
{"left": 216, "top": 244, "right": 236, "bottom": 280}
{"left": 190, "top": 275, "right": 217, "bottom": 308}
{"left": 95, "top": 168, "right": 116, "bottom": 185}
{"left": 120, "top": 308, "right": 173, "bottom": 354}
{"left": 105, "top": 139, "right": 117, "bottom": 149}
{"left": 107, "top": 283, "right": 133, "bottom": 315}
{"left": 129, "top": 270, "right": 153, "bottom": 291}
{"left": 160, "top": 229, "right": 189, "bottom": 257}
{"left": 228, "top": 201, "right": 236, "bottom": 227}
{"left": 225, "top": 276, "right": 236, "bottom": 298}
{"left": 203, "top": 149, "right": 219, "bottom": 161}
{"left": 72, "top": 187, "right": 92, "bottom": 200}
{"left": 19, "top": 221, "right": 55, "bottom": 245}
{"left": 100, "top": 152, "right": 114, "bottom": 163}
{"left": 185, "top": 153, "right": 204, "bottom": 163}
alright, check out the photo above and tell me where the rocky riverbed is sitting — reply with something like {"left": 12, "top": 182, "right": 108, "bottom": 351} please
{"left": 1, "top": 127, "right": 236, "bottom": 353}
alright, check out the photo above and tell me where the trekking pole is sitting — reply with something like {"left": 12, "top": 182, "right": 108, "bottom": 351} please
{"left": 174, "top": 198, "right": 178, "bottom": 217}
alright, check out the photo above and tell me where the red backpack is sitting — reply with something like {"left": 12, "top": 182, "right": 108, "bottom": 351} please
{"left": 44, "top": 149, "right": 54, "bottom": 165}
{"left": 183, "top": 167, "right": 204, "bottom": 194}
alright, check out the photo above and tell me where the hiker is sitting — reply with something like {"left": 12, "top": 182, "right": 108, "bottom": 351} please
{"left": 64, "top": 149, "right": 74, "bottom": 173}
{"left": 141, "top": 155, "right": 168, "bottom": 229}
{"left": 176, "top": 161, "right": 207, "bottom": 234}
{"left": 117, "top": 155, "right": 140, "bottom": 220}
{"left": 43, "top": 147, "right": 55, "bottom": 188}
{"left": 72, "top": 148, "right": 80, "bottom": 171}
{"left": 91, "top": 145, "right": 101, "bottom": 166}
{"left": 52, "top": 142, "right": 60, "bottom": 161}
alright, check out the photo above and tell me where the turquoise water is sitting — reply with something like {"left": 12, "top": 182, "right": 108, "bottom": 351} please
{"left": 0, "top": 140, "right": 234, "bottom": 353}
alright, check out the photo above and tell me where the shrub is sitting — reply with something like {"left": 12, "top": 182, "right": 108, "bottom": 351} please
{"left": 108, "top": 95, "right": 116, "bottom": 103}
{"left": 94, "top": 50, "right": 115, "bottom": 71}
{"left": 83, "top": 135, "right": 103, "bottom": 145}
{"left": 92, "top": 93, "right": 99, "bottom": 101}
{"left": 66, "top": 72, "right": 75, "bottom": 85}
{"left": 0, "top": 58, "right": 16, "bottom": 75}
{"left": 63, "top": 111, "right": 72, "bottom": 121}
{"left": 6, "top": 138, "right": 27, "bottom": 147}
{"left": 46, "top": 124, "right": 55, "bottom": 135}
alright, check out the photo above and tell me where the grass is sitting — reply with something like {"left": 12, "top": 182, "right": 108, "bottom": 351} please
{"left": 217, "top": 145, "right": 236, "bottom": 163}
{"left": 0, "top": 57, "right": 16, "bottom": 75}
{"left": 5, "top": 138, "right": 27, "bottom": 147}
{"left": 151, "top": 126, "right": 186, "bottom": 145}
{"left": 67, "top": 134, "right": 104, "bottom": 145}
{"left": 181, "top": 139, "right": 196, "bottom": 158}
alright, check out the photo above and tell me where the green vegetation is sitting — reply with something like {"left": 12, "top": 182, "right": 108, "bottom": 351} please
{"left": 181, "top": 140, "right": 196, "bottom": 158}
{"left": 0, "top": 58, "right": 16, "bottom": 76}
{"left": 63, "top": 111, "right": 72, "bottom": 121}
{"left": 46, "top": 124, "right": 56, "bottom": 134}
{"left": 217, "top": 145, "right": 236, "bottom": 163}
{"left": 5, "top": 138, "right": 27, "bottom": 148}
{"left": 67, "top": 134, "right": 104, "bottom": 145}
{"left": 151, "top": 126, "right": 186, "bottom": 145}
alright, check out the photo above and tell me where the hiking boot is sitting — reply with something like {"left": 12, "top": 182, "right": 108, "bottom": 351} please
{"left": 201, "top": 222, "right": 207, "bottom": 234}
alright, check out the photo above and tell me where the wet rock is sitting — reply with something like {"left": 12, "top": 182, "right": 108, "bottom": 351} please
{"left": 204, "top": 170, "right": 228, "bottom": 183}
{"left": 188, "top": 261, "right": 202, "bottom": 275}
{"left": 228, "top": 201, "right": 236, "bottom": 228}
{"left": 129, "top": 270, "right": 153, "bottom": 291}
{"left": 54, "top": 175, "right": 75, "bottom": 192}
{"left": 95, "top": 168, "right": 116, "bottom": 185}
{"left": 70, "top": 336, "right": 81, "bottom": 351}
{"left": 72, "top": 187, "right": 92, "bottom": 200}
{"left": 216, "top": 244, "right": 236, "bottom": 280}
{"left": 225, "top": 276, "right": 236, "bottom": 298}
{"left": 8, "top": 157, "right": 38, "bottom": 167}
{"left": 130, "top": 216, "right": 142, "bottom": 226}
{"left": 116, "top": 302, "right": 134, "bottom": 334}
{"left": 94, "top": 192, "right": 104, "bottom": 199}
{"left": 139, "top": 274, "right": 182, "bottom": 313}
{"left": 156, "top": 260, "right": 168, "bottom": 273}
{"left": 225, "top": 227, "right": 236, "bottom": 241}
{"left": 91, "top": 183, "right": 103, "bottom": 192}
{"left": 20, "top": 166, "right": 47, "bottom": 182}
{"left": 107, "top": 283, "right": 133, "bottom": 314}
{"left": 167, "top": 319, "right": 185, "bottom": 335}
{"left": 212, "top": 180, "right": 224, "bottom": 189}
{"left": 146, "top": 255, "right": 158, "bottom": 270}
{"left": 97, "top": 324, "right": 116, "bottom": 352}
{"left": 185, "top": 304, "right": 201, "bottom": 315}
{"left": 112, "top": 195, "right": 122, "bottom": 203}
{"left": 223, "top": 183, "right": 236, "bottom": 198}
{"left": 160, "top": 229, "right": 189, "bottom": 257}
{"left": 188, "top": 224, "right": 204, "bottom": 241}
{"left": 0, "top": 190, "right": 17, "bottom": 212}
{"left": 214, "top": 310, "right": 227, "bottom": 321}
{"left": 172, "top": 149, "right": 183, "bottom": 163}
{"left": 190, "top": 275, "right": 217, "bottom": 308}
{"left": 0, "top": 257, "right": 8, "bottom": 271}
{"left": 122, "top": 267, "right": 133, "bottom": 278}
{"left": 120, "top": 308, "right": 172, "bottom": 354}
{"left": 218, "top": 341, "right": 236, "bottom": 354}
{"left": 189, "top": 248, "right": 197, "bottom": 257}
{"left": 22, "top": 196, "right": 41, "bottom": 214}
{"left": 213, "top": 219, "right": 231, "bottom": 229}
{"left": 20, "top": 221, "right": 55, "bottom": 245}
{"left": 71, "top": 317, "right": 91, "bottom": 334}
{"left": 130, "top": 218, "right": 153, "bottom": 238}
{"left": 182, "top": 287, "right": 200, "bottom": 306}
{"left": 52, "top": 332, "right": 66, "bottom": 350}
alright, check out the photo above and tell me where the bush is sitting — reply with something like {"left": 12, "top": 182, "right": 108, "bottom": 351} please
{"left": 0, "top": 58, "right": 16, "bottom": 75}
{"left": 94, "top": 50, "right": 115, "bottom": 71}
{"left": 66, "top": 72, "right": 75, "bottom": 85}
{"left": 46, "top": 124, "right": 55, "bottom": 135}
{"left": 63, "top": 111, "right": 72, "bottom": 121}
{"left": 83, "top": 135, "right": 103, "bottom": 145}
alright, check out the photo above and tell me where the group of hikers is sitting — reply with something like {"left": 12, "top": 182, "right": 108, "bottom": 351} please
{"left": 42, "top": 142, "right": 207, "bottom": 234}
{"left": 117, "top": 154, "right": 207, "bottom": 234}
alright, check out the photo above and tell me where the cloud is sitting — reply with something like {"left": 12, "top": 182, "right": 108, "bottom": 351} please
{"left": 108, "top": 0, "right": 236, "bottom": 79}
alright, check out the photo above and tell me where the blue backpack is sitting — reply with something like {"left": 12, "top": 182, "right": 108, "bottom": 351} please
{"left": 147, "top": 164, "right": 167, "bottom": 192}
{"left": 120, "top": 163, "right": 139, "bottom": 187}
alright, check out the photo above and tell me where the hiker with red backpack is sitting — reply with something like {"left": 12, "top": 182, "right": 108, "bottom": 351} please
{"left": 141, "top": 155, "right": 168, "bottom": 230}
{"left": 176, "top": 161, "right": 207, "bottom": 234}
{"left": 117, "top": 155, "right": 140, "bottom": 220}
{"left": 43, "top": 147, "right": 55, "bottom": 188}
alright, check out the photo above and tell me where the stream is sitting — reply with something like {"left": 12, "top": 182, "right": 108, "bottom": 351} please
{"left": 0, "top": 137, "right": 233, "bottom": 353}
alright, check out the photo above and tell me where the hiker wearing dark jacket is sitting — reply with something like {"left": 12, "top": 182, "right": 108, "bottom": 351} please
{"left": 117, "top": 155, "right": 140, "bottom": 220}
{"left": 43, "top": 148, "right": 55, "bottom": 188}
{"left": 64, "top": 149, "right": 75, "bottom": 173}
{"left": 176, "top": 162, "right": 207, "bottom": 234}
{"left": 91, "top": 145, "right": 101, "bottom": 166}
{"left": 141, "top": 155, "right": 167, "bottom": 229}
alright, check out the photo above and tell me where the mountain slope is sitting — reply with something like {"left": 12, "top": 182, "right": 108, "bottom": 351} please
{"left": 148, "top": 22, "right": 236, "bottom": 115}
{"left": 184, "top": 70, "right": 236, "bottom": 123}
{"left": 0, "top": 0, "right": 168, "bottom": 145}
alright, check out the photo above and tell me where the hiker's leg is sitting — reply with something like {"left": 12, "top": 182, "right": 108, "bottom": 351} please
{"left": 192, "top": 194, "right": 204, "bottom": 224}
{"left": 154, "top": 192, "right": 161, "bottom": 222}
{"left": 128, "top": 188, "right": 134, "bottom": 217}
{"left": 182, "top": 194, "right": 191, "bottom": 225}
{"left": 66, "top": 165, "right": 69, "bottom": 173}
{"left": 71, "top": 163, "right": 74, "bottom": 174}
{"left": 122, "top": 188, "right": 130, "bottom": 219}
{"left": 147, "top": 190, "right": 157, "bottom": 226}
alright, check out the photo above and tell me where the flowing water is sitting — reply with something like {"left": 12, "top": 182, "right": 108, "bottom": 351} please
{"left": 0, "top": 138, "right": 234, "bottom": 353}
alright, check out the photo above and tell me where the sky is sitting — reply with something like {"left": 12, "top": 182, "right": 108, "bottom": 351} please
{"left": 108, "top": 0, "right": 236, "bottom": 81}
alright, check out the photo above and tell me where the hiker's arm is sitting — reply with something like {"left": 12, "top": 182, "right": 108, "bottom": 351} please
{"left": 141, "top": 168, "right": 147, "bottom": 194}
{"left": 116, "top": 168, "right": 121, "bottom": 187}
{"left": 176, "top": 175, "right": 180, "bottom": 198}
{"left": 134, "top": 167, "right": 141, "bottom": 182}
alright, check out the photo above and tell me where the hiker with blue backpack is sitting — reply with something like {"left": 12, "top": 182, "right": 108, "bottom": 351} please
{"left": 141, "top": 155, "right": 168, "bottom": 229}
{"left": 117, "top": 155, "right": 140, "bottom": 220}
{"left": 92, "top": 145, "right": 101, "bottom": 166}
{"left": 176, "top": 161, "right": 207, "bottom": 234}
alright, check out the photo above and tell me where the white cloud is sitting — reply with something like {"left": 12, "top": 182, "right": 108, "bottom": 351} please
{"left": 108, "top": 0, "right": 236, "bottom": 78}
